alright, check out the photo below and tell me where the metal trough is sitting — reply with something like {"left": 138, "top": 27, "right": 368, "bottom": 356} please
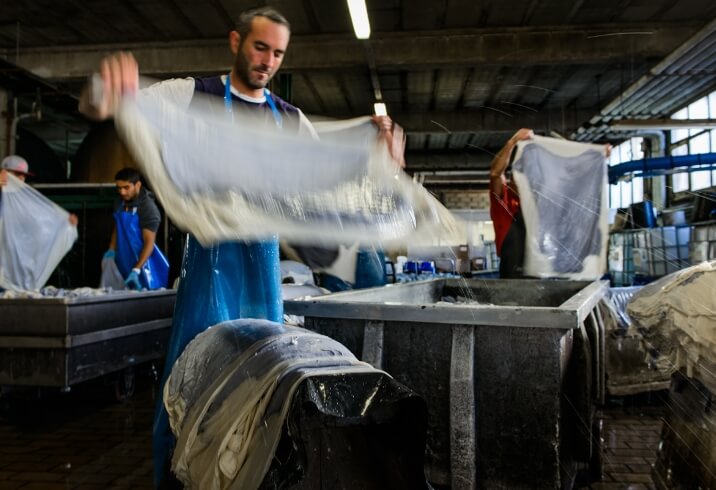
{"left": 0, "top": 290, "right": 176, "bottom": 388}
{"left": 285, "top": 278, "right": 608, "bottom": 489}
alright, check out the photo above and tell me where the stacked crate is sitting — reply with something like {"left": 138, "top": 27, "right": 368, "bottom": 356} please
{"left": 608, "top": 225, "right": 693, "bottom": 285}
{"left": 689, "top": 223, "right": 716, "bottom": 264}
{"left": 483, "top": 241, "right": 500, "bottom": 271}
{"left": 608, "top": 232, "right": 635, "bottom": 286}
{"left": 632, "top": 226, "right": 691, "bottom": 277}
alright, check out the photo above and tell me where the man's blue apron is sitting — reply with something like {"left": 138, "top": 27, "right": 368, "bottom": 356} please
{"left": 114, "top": 208, "right": 169, "bottom": 290}
{"left": 152, "top": 80, "right": 284, "bottom": 487}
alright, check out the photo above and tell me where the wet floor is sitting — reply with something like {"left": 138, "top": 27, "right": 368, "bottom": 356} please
{"left": 580, "top": 394, "right": 666, "bottom": 490}
{"left": 0, "top": 371, "right": 665, "bottom": 490}
{"left": 0, "top": 370, "right": 157, "bottom": 489}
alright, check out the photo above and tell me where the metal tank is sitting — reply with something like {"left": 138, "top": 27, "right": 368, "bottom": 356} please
{"left": 0, "top": 290, "right": 175, "bottom": 389}
{"left": 285, "top": 278, "right": 608, "bottom": 490}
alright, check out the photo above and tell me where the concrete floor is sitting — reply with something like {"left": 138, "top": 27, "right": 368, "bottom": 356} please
{"left": 0, "top": 371, "right": 665, "bottom": 490}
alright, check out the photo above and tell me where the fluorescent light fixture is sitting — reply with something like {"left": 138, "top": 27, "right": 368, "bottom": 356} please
{"left": 374, "top": 102, "right": 387, "bottom": 116}
{"left": 347, "top": 0, "right": 371, "bottom": 39}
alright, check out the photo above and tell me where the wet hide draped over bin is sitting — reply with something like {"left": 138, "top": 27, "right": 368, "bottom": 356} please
{"left": 164, "top": 319, "right": 430, "bottom": 490}
{"left": 627, "top": 260, "right": 716, "bottom": 391}
{"left": 628, "top": 261, "right": 716, "bottom": 490}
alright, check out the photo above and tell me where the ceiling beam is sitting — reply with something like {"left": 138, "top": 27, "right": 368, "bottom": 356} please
{"left": 161, "top": 0, "right": 205, "bottom": 38}
{"left": 2, "top": 22, "right": 698, "bottom": 81}
{"left": 392, "top": 105, "right": 599, "bottom": 134}
{"left": 406, "top": 151, "right": 493, "bottom": 171}
{"left": 563, "top": 0, "right": 587, "bottom": 25}
{"left": 117, "top": 0, "right": 170, "bottom": 42}
{"left": 609, "top": 118, "right": 716, "bottom": 130}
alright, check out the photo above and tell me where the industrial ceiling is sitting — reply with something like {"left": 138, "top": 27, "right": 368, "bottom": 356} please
{"left": 1, "top": 0, "right": 716, "bottom": 190}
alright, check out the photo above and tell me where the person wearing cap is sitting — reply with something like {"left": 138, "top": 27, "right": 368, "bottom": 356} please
{"left": 104, "top": 167, "right": 169, "bottom": 291}
{"left": 1, "top": 155, "right": 34, "bottom": 182}
{"left": 0, "top": 155, "right": 78, "bottom": 226}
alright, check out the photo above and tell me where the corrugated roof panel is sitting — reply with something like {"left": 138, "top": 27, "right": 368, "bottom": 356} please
{"left": 427, "top": 132, "right": 449, "bottom": 150}
{"left": 435, "top": 68, "right": 470, "bottom": 111}
{"left": 406, "top": 70, "right": 435, "bottom": 112}
{"left": 406, "top": 134, "right": 427, "bottom": 150}
{"left": 447, "top": 132, "right": 473, "bottom": 149}
{"left": 462, "top": 68, "right": 500, "bottom": 109}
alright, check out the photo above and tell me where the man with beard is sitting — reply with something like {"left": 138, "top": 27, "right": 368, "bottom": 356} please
{"left": 80, "top": 6, "right": 405, "bottom": 487}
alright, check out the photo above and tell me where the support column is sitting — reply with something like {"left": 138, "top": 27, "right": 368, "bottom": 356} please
{"left": 0, "top": 89, "right": 9, "bottom": 157}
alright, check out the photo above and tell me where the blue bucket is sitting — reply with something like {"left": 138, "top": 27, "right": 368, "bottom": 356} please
{"left": 404, "top": 261, "right": 419, "bottom": 274}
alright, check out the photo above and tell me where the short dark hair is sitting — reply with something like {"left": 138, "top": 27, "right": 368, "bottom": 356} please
{"left": 115, "top": 167, "right": 142, "bottom": 184}
{"left": 236, "top": 7, "right": 290, "bottom": 41}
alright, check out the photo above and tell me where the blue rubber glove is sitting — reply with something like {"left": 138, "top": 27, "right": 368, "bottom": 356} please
{"left": 103, "top": 249, "right": 116, "bottom": 260}
{"left": 124, "top": 268, "right": 142, "bottom": 290}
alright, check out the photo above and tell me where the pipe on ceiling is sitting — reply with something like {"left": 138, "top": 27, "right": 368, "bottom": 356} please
{"left": 9, "top": 97, "right": 41, "bottom": 155}
{"left": 608, "top": 152, "right": 716, "bottom": 184}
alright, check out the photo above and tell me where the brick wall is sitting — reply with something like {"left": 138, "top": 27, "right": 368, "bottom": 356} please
{"left": 440, "top": 190, "right": 490, "bottom": 210}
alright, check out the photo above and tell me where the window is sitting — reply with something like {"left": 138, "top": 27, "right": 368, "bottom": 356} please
{"left": 690, "top": 132, "right": 712, "bottom": 190}
{"left": 712, "top": 130, "right": 716, "bottom": 184}
{"left": 689, "top": 98, "right": 709, "bottom": 119}
{"left": 608, "top": 137, "right": 645, "bottom": 208}
{"left": 671, "top": 145, "right": 689, "bottom": 193}
{"left": 669, "top": 91, "right": 716, "bottom": 196}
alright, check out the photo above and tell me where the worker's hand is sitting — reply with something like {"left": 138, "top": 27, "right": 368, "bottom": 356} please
{"left": 69, "top": 214, "right": 78, "bottom": 227}
{"left": 81, "top": 52, "right": 139, "bottom": 120}
{"left": 371, "top": 115, "right": 406, "bottom": 169}
{"left": 0, "top": 169, "right": 7, "bottom": 188}
{"left": 124, "top": 268, "right": 142, "bottom": 290}
{"left": 103, "top": 249, "right": 116, "bottom": 260}
{"left": 605, "top": 144, "right": 612, "bottom": 158}
{"left": 509, "top": 128, "right": 534, "bottom": 145}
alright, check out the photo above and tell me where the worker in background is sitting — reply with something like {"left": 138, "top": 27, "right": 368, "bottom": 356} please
{"left": 489, "top": 129, "right": 533, "bottom": 278}
{"left": 285, "top": 242, "right": 388, "bottom": 291}
{"left": 489, "top": 131, "right": 612, "bottom": 278}
{"left": 0, "top": 155, "right": 79, "bottom": 226}
{"left": 103, "top": 167, "right": 169, "bottom": 290}
{"left": 79, "top": 6, "right": 404, "bottom": 487}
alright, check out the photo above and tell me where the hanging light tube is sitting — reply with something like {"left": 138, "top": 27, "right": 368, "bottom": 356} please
{"left": 347, "top": 0, "right": 371, "bottom": 39}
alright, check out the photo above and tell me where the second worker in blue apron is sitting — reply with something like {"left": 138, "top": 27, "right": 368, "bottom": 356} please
{"left": 104, "top": 167, "right": 169, "bottom": 290}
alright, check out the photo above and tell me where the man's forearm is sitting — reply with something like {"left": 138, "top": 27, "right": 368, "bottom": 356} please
{"left": 489, "top": 128, "right": 534, "bottom": 197}
{"left": 490, "top": 137, "right": 519, "bottom": 179}
{"left": 134, "top": 242, "right": 155, "bottom": 270}
{"left": 134, "top": 229, "right": 157, "bottom": 270}
{"left": 489, "top": 140, "right": 517, "bottom": 197}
